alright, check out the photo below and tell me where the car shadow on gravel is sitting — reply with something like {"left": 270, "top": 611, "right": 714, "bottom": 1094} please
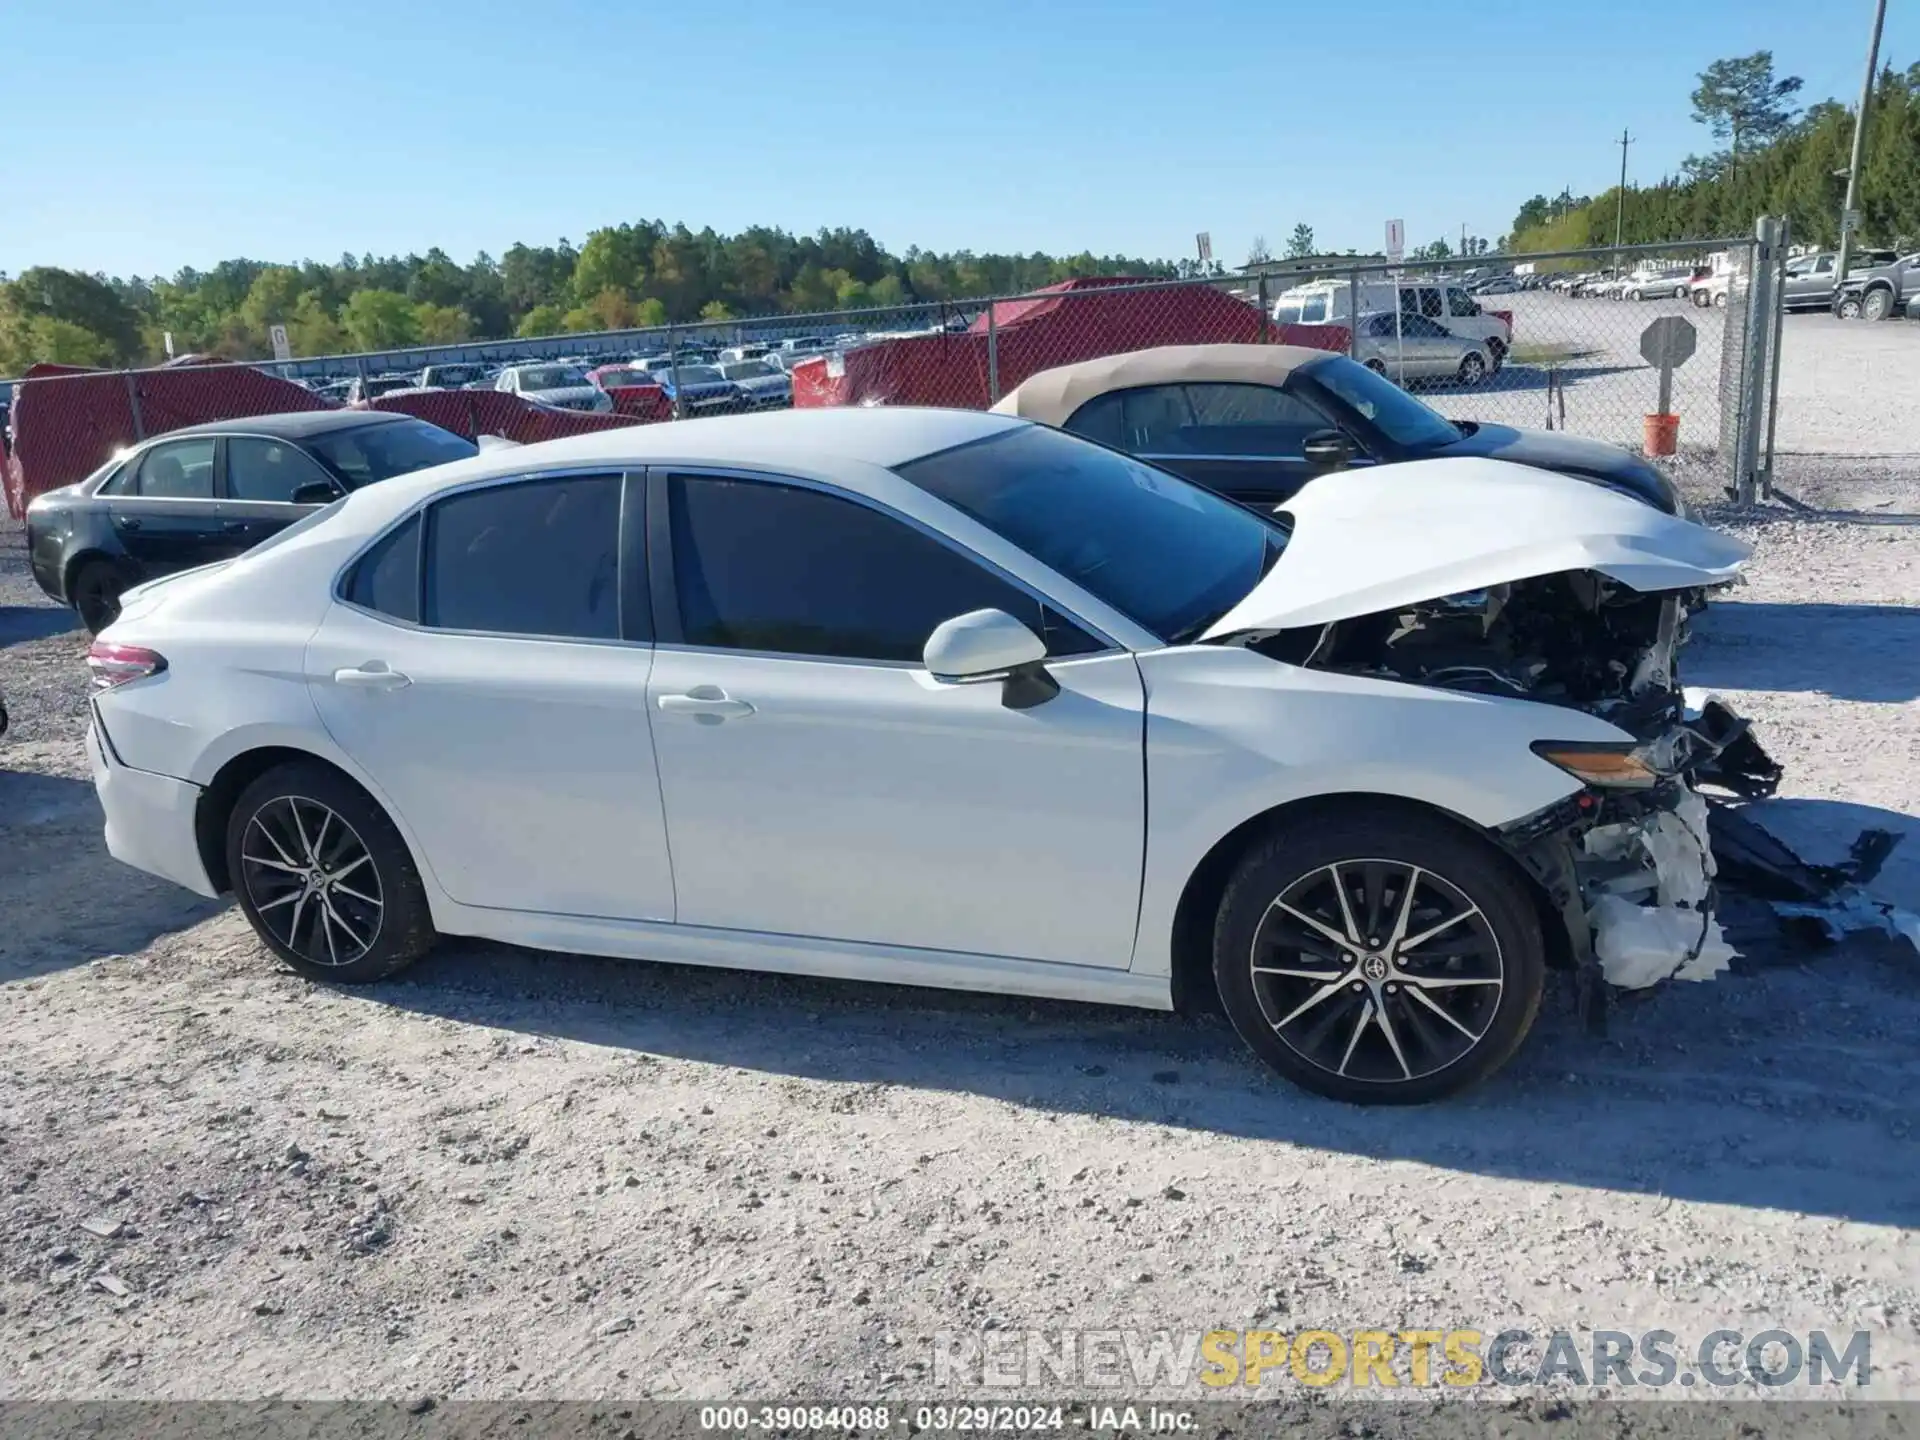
{"left": 1688, "top": 599, "right": 1920, "bottom": 701}
{"left": 0, "top": 604, "right": 76, "bottom": 648}
{"left": 0, "top": 770, "right": 225, "bottom": 983}
{"left": 366, "top": 843, "right": 1920, "bottom": 1228}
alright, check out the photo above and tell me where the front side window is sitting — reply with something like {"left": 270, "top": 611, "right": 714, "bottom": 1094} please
{"left": 1297, "top": 293, "right": 1329, "bottom": 323}
{"left": 1417, "top": 288, "right": 1444, "bottom": 319}
{"left": 1298, "top": 355, "right": 1463, "bottom": 450}
{"left": 425, "top": 476, "right": 622, "bottom": 639}
{"left": 895, "top": 424, "right": 1282, "bottom": 645}
{"left": 1181, "top": 383, "right": 1331, "bottom": 457}
{"left": 308, "top": 418, "right": 477, "bottom": 488}
{"left": 668, "top": 474, "right": 1095, "bottom": 663}
{"left": 227, "top": 437, "right": 339, "bottom": 503}
{"left": 133, "top": 437, "right": 216, "bottom": 499}
{"left": 1447, "top": 289, "right": 1481, "bottom": 317}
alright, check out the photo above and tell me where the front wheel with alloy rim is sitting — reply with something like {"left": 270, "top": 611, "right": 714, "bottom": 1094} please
{"left": 1835, "top": 295, "right": 1864, "bottom": 319}
{"left": 1863, "top": 288, "right": 1895, "bottom": 321}
{"left": 1456, "top": 352, "right": 1487, "bottom": 386}
{"left": 226, "top": 760, "right": 438, "bottom": 984}
{"left": 1212, "top": 808, "right": 1545, "bottom": 1104}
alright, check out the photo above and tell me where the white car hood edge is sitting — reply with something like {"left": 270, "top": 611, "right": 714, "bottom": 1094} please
{"left": 1200, "top": 457, "right": 1751, "bottom": 638}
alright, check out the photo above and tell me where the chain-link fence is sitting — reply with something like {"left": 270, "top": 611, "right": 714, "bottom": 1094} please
{"left": 6, "top": 238, "right": 1789, "bottom": 519}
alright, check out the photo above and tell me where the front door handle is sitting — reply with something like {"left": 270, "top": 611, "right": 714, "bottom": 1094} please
{"left": 333, "top": 663, "right": 411, "bottom": 691}
{"left": 114, "top": 515, "right": 143, "bottom": 531}
{"left": 222, "top": 520, "right": 251, "bottom": 534}
{"left": 657, "top": 687, "right": 754, "bottom": 721}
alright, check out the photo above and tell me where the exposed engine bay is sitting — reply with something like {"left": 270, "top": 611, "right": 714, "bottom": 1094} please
{"left": 1222, "top": 569, "right": 1785, "bottom": 1004}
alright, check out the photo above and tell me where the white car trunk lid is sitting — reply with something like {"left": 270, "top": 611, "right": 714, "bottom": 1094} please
{"left": 1201, "top": 457, "right": 1750, "bottom": 638}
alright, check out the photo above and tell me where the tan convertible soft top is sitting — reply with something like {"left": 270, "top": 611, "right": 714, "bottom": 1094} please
{"left": 987, "top": 344, "right": 1336, "bottom": 427}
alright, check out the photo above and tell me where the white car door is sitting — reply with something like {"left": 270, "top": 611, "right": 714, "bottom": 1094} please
{"left": 305, "top": 471, "right": 676, "bottom": 921}
{"left": 645, "top": 469, "right": 1147, "bottom": 968}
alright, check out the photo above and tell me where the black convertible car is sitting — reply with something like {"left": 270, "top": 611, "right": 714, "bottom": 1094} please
{"left": 25, "top": 410, "right": 477, "bottom": 632}
{"left": 991, "top": 344, "right": 1684, "bottom": 515}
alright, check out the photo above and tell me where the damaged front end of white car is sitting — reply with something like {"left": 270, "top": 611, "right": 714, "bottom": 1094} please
{"left": 1202, "top": 459, "right": 1779, "bottom": 1020}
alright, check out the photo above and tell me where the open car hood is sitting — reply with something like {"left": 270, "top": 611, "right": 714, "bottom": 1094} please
{"left": 1200, "top": 456, "right": 1750, "bottom": 638}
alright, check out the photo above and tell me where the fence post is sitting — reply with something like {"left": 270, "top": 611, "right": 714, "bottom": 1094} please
{"left": 1257, "top": 274, "right": 1270, "bottom": 344}
{"left": 122, "top": 369, "right": 145, "bottom": 443}
{"left": 1347, "top": 270, "right": 1360, "bottom": 359}
{"left": 1736, "top": 216, "right": 1781, "bottom": 504}
{"left": 986, "top": 301, "right": 1000, "bottom": 405}
{"left": 1760, "top": 216, "right": 1790, "bottom": 499}
{"left": 667, "top": 324, "right": 683, "bottom": 420}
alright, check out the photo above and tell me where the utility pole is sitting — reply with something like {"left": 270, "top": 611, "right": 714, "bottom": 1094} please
{"left": 1835, "top": 0, "right": 1890, "bottom": 290}
{"left": 1613, "top": 129, "right": 1634, "bottom": 270}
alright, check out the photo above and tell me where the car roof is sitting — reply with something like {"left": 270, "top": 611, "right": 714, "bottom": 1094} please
{"left": 989, "top": 344, "right": 1335, "bottom": 426}
{"left": 164, "top": 408, "right": 416, "bottom": 441}
{"left": 348, "top": 406, "right": 1023, "bottom": 518}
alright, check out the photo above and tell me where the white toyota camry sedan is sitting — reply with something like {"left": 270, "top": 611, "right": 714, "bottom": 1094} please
{"left": 85, "top": 407, "right": 1753, "bottom": 1103}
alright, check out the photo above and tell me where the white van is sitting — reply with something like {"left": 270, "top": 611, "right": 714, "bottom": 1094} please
{"left": 1272, "top": 279, "right": 1514, "bottom": 365}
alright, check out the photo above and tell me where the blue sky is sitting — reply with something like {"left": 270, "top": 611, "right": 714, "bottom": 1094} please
{"left": 2, "top": 0, "right": 1913, "bottom": 279}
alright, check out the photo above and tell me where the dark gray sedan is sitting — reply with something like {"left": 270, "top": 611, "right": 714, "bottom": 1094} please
{"left": 25, "top": 410, "right": 477, "bottom": 632}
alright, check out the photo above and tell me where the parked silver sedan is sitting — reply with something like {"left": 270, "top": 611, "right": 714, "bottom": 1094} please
{"left": 1352, "top": 312, "right": 1493, "bottom": 386}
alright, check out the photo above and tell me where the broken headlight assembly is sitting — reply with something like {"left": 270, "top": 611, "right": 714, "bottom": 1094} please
{"left": 1530, "top": 740, "right": 1661, "bottom": 789}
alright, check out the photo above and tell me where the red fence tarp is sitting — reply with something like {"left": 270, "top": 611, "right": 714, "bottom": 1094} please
{"left": 791, "top": 277, "right": 1352, "bottom": 411}
{"left": 4, "top": 366, "right": 662, "bottom": 518}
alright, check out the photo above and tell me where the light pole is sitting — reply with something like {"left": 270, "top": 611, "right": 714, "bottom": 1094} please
{"left": 1614, "top": 129, "right": 1633, "bottom": 271}
{"left": 1834, "top": 0, "right": 1890, "bottom": 293}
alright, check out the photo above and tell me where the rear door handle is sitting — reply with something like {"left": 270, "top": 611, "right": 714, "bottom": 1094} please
{"left": 333, "top": 664, "right": 411, "bottom": 691}
{"left": 222, "top": 520, "right": 251, "bottom": 534}
{"left": 657, "top": 688, "right": 754, "bottom": 720}
{"left": 114, "top": 515, "right": 143, "bottom": 531}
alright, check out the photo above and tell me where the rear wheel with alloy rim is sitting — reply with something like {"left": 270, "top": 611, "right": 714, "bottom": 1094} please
{"left": 71, "top": 560, "right": 129, "bottom": 634}
{"left": 227, "top": 761, "right": 437, "bottom": 984}
{"left": 1456, "top": 352, "right": 1487, "bottom": 386}
{"left": 1212, "top": 807, "right": 1544, "bottom": 1104}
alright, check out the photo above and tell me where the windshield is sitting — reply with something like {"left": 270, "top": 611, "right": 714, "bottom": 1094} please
{"left": 424, "top": 366, "right": 483, "bottom": 387}
{"left": 721, "top": 360, "right": 777, "bottom": 380}
{"left": 518, "top": 366, "right": 589, "bottom": 390}
{"left": 676, "top": 365, "right": 724, "bottom": 384}
{"left": 894, "top": 424, "right": 1284, "bottom": 645}
{"left": 593, "top": 368, "right": 646, "bottom": 388}
{"left": 1298, "top": 355, "right": 1462, "bottom": 450}
{"left": 364, "top": 376, "right": 415, "bottom": 396}
{"left": 308, "top": 418, "right": 479, "bottom": 487}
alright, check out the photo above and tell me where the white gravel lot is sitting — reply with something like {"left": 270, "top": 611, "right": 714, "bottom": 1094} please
{"left": 1, "top": 471, "right": 1917, "bottom": 1413}
{"left": 1416, "top": 292, "right": 1920, "bottom": 471}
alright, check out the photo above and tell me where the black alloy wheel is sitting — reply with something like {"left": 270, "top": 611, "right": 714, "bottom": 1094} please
{"left": 1212, "top": 809, "right": 1545, "bottom": 1104}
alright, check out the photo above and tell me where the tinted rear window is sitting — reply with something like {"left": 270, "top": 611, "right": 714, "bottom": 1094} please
{"left": 345, "top": 513, "right": 422, "bottom": 622}
{"left": 424, "top": 476, "right": 621, "bottom": 639}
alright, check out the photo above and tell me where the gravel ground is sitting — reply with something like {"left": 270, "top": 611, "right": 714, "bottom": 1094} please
{"left": 1, "top": 481, "right": 1917, "bottom": 1410}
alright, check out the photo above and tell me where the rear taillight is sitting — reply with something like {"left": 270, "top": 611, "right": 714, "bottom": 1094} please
{"left": 87, "top": 641, "right": 167, "bottom": 690}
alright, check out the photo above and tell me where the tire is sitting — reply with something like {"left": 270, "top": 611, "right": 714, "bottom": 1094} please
{"left": 70, "top": 559, "right": 130, "bottom": 634}
{"left": 1863, "top": 288, "right": 1894, "bottom": 322}
{"left": 1836, "top": 295, "right": 1863, "bottom": 320}
{"left": 1713, "top": 291, "right": 1728, "bottom": 309}
{"left": 1364, "top": 358, "right": 1388, "bottom": 376}
{"left": 1211, "top": 806, "right": 1545, "bottom": 1104}
{"left": 226, "top": 760, "right": 438, "bottom": 985}
{"left": 1456, "top": 351, "right": 1487, "bottom": 386}
{"left": 1674, "top": 285, "right": 1689, "bottom": 299}
{"left": 1486, "top": 337, "right": 1507, "bottom": 371}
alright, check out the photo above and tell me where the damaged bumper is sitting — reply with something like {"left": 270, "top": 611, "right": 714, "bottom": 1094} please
{"left": 1497, "top": 698, "right": 1784, "bottom": 1009}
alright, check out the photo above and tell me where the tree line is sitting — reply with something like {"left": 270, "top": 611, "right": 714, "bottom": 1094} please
{"left": 1509, "top": 53, "right": 1920, "bottom": 259}
{"left": 0, "top": 224, "right": 1176, "bottom": 373}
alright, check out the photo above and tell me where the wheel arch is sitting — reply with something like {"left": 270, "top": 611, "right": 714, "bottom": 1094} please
{"left": 195, "top": 744, "right": 424, "bottom": 897}
{"left": 63, "top": 547, "right": 132, "bottom": 602}
{"left": 1165, "top": 790, "right": 1566, "bottom": 1018}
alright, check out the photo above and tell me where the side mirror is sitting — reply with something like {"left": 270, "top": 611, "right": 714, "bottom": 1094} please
{"left": 923, "top": 608, "right": 1059, "bottom": 710}
{"left": 1301, "top": 429, "right": 1354, "bottom": 475}
{"left": 291, "top": 480, "right": 343, "bottom": 506}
